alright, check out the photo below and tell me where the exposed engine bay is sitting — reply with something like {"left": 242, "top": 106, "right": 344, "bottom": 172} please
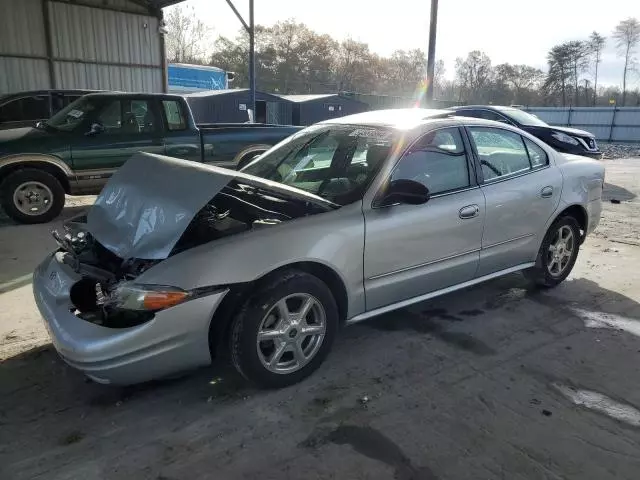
{"left": 56, "top": 180, "right": 331, "bottom": 328}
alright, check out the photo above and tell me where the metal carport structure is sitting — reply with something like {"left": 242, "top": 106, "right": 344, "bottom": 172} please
{"left": 0, "top": 0, "right": 184, "bottom": 94}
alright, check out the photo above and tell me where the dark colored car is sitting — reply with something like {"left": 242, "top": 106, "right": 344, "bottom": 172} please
{"left": 0, "top": 89, "right": 100, "bottom": 130}
{"left": 449, "top": 105, "right": 602, "bottom": 159}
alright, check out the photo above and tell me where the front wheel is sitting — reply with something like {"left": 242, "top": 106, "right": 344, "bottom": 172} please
{"left": 523, "top": 215, "right": 581, "bottom": 288}
{"left": 230, "top": 270, "right": 338, "bottom": 388}
{"left": 0, "top": 168, "right": 65, "bottom": 224}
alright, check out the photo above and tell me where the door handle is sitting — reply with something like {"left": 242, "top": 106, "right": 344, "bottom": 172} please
{"left": 540, "top": 186, "right": 554, "bottom": 198}
{"left": 459, "top": 204, "right": 480, "bottom": 219}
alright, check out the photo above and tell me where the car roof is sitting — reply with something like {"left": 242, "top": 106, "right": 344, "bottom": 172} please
{"left": 0, "top": 89, "right": 101, "bottom": 101}
{"left": 84, "top": 92, "right": 184, "bottom": 100}
{"left": 450, "top": 105, "right": 523, "bottom": 113}
{"left": 321, "top": 108, "right": 454, "bottom": 128}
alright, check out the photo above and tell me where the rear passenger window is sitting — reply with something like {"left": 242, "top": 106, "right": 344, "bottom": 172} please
{"left": 0, "top": 95, "right": 49, "bottom": 122}
{"left": 163, "top": 100, "right": 186, "bottom": 131}
{"left": 523, "top": 137, "right": 548, "bottom": 169}
{"left": 468, "top": 127, "right": 531, "bottom": 181}
{"left": 391, "top": 128, "right": 470, "bottom": 195}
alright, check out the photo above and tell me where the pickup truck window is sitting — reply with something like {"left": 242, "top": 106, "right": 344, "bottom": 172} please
{"left": 46, "top": 96, "right": 98, "bottom": 131}
{"left": 162, "top": 100, "right": 186, "bottom": 131}
{"left": 0, "top": 95, "right": 49, "bottom": 122}
{"left": 96, "top": 99, "right": 158, "bottom": 134}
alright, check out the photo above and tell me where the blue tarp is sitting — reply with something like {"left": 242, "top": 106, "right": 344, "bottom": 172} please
{"left": 168, "top": 64, "right": 228, "bottom": 91}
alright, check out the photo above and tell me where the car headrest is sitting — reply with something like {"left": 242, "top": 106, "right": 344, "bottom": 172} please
{"left": 366, "top": 144, "right": 391, "bottom": 168}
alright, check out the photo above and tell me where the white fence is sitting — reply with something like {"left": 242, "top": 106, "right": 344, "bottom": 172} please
{"left": 522, "top": 107, "right": 640, "bottom": 143}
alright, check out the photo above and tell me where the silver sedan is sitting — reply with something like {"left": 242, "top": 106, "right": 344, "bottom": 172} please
{"left": 33, "top": 109, "right": 605, "bottom": 388}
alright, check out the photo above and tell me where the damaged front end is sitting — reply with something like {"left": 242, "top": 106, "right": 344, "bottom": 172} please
{"left": 53, "top": 219, "right": 166, "bottom": 327}
{"left": 54, "top": 153, "right": 334, "bottom": 328}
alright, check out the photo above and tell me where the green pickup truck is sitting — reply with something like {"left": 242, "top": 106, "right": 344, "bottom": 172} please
{"left": 0, "top": 92, "right": 301, "bottom": 224}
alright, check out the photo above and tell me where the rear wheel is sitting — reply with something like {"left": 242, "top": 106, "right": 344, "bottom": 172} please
{"left": 230, "top": 270, "right": 338, "bottom": 388}
{"left": 523, "top": 215, "right": 581, "bottom": 288}
{"left": 0, "top": 168, "right": 65, "bottom": 224}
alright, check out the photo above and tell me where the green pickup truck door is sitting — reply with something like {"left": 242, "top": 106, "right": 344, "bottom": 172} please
{"left": 161, "top": 99, "right": 203, "bottom": 163}
{"left": 71, "top": 98, "right": 164, "bottom": 193}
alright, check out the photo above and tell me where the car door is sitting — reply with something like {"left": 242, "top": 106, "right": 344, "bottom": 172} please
{"left": 162, "top": 98, "right": 203, "bottom": 164}
{"left": 71, "top": 98, "right": 164, "bottom": 192}
{"left": 465, "top": 126, "right": 562, "bottom": 276}
{"left": 363, "top": 126, "right": 486, "bottom": 310}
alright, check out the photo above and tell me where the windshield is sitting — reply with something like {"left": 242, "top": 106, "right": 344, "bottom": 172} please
{"left": 46, "top": 96, "right": 100, "bottom": 132}
{"left": 499, "top": 108, "right": 548, "bottom": 127}
{"left": 241, "top": 124, "right": 394, "bottom": 206}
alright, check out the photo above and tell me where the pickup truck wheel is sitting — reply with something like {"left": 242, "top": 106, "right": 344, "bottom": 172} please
{"left": 0, "top": 168, "right": 65, "bottom": 224}
{"left": 230, "top": 270, "right": 338, "bottom": 388}
{"left": 523, "top": 215, "right": 581, "bottom": 288}
{"left": 236, "top": 150, "right": 266, "bottom": 170}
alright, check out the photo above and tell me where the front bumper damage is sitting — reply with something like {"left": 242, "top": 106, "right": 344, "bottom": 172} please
{"left": 33, "top": 252, "right": 228, "bottom": 384}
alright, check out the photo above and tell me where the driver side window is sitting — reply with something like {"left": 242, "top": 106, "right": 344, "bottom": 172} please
{"left": 391, "top": 127, "right": 470, "bottom": 195}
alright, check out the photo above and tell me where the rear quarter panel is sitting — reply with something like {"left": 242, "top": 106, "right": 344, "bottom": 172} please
{"left": 554, "top": 153, "right": 605, "bottom": 234}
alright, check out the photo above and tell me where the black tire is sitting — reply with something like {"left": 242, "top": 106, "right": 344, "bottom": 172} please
{"left": 0, "top": 168, "right": 65, "bottom": 224}
{"left": 236, "top": 150, "right": 266, "bottom": 171}
{"left": 230, "top": 270, "right": 338, "bottom": 389}
{"left": 523, "top": 215, "right": 581, "bottom": 288}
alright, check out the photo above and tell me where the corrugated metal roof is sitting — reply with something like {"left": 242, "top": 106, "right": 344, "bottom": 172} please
{"left": 277, "top": 94, "right": 339, "bottom": 103}
{"left": 0, "top": 57, "right": 50, "bottom": 94}
{"left": 55, "top": 0, "right": 185, "bottom": 13}
{"left": 186, "top": 89, "right": 249, "bottom": 97}
{"left": 53, "top": 62, "right": 162, "bottom": 92}
{"left": 50, "top": 2, "right": 161, "bottom": 66}
{"left": 0, "top": 0, "right": 46, "bottom": 56}
{"left": 185, "top": 89, "right": 288, "bottom": 103}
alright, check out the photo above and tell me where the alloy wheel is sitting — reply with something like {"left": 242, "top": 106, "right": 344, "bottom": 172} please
{"left": 546, "top": 225, "right": 574, "bottom": 277}
{"left": 256, "top": 293, "right": 327, "bottom": 374}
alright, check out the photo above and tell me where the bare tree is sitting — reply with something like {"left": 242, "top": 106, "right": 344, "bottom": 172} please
{"left": 455, "top": 51, "right": 492, "bottom": 103}
{"left": 613, "top": 18, "right": 640, "bottom": 106}
{"left": 566, "top": 41, "right": 589, "bottom": 105}
{"left": 433, "top": 59, "right": 445, "bottom": 97}
{"left": 494, "top": 63, "right": 544, "bottom": 104}
{"left": 165, "top": 5, "right": 211, "bottom": 64}
{"left": 588, "top": 32, "right": 606, "bottom": 105}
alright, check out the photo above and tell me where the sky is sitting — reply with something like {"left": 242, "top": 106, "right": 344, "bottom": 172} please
{"left": 169, "top": 0, "right": 640, "bottom": 89}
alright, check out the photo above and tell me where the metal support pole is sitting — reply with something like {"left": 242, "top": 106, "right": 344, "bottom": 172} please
{"left": 425, "top": 0, "right": 438, "bottom": 106}
{"left": 41, "top": 0, "right": 56, "bottom": 89}
{"left": 248, "top": 0, "right": 255, "bottom": 118}
{"left": 224, "top": 0, "right": 256, "bottom": 121}
{"left": 609, "top": 106, "right": 617, "bottom": 142}
{"left": 157, "top": 9, "right": 168, "bottom": 93}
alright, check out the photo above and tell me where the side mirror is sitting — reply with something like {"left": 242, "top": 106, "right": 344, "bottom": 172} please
{"left": 377, "top": 179, "right": 430, "bottom": 207}
{"left": 85, "top": 123, "right": 104, "bottom": 136}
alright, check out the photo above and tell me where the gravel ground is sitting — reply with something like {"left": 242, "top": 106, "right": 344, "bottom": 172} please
{"left": 600, "top": 143, "right": 640, "bottom": 159}
{"left": 0, "top": 160, "right": 639, "bottom": 479}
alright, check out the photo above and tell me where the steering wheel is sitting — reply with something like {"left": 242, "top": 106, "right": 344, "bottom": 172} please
{"left": 481, "top": 160, "right": 501, "bottom": 177}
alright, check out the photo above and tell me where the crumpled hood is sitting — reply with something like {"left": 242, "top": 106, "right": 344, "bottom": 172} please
{"left": 86, "top": 152, "right": 333, "bottom": 260}
{"left": 87, "top": 153, "right": 236, "bottom": 260}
